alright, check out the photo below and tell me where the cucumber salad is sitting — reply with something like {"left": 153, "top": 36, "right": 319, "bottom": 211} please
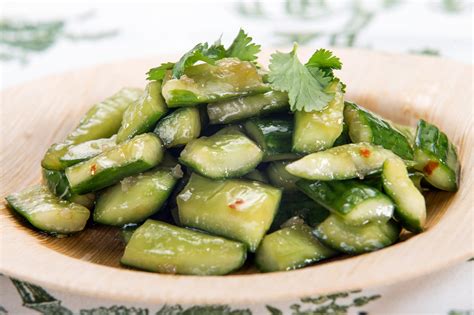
{"left": 5, "top": 30, "right": 461, "bottom": 275}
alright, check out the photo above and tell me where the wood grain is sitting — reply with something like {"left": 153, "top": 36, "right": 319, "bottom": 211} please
{"left": 0, "top": 49, "right": 472, "bottom": 304}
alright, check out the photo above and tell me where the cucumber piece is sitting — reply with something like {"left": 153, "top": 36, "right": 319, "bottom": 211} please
{"left": 117, "top": 81, "right": 168, "bottom": 143}
{"left": 154, "top": 107, "right": 201, "bottom": 148}
{"left": 297, "top": 180, "right": 394, "bottom": 226}
{"left": 286, "top": 143, "right": 399, "bottom": 180}
{"left": 121, "top": 220, "right": 247, "bottom": 275}
{"left": 244, "top": 116, "right": 298, "bottom": 161}
{"left": 243, "top": 169, "right": 269, "bottom": 183}
{"left": 42, "top": 88, "right": 142, "bottom": 170}
{"left": 333, "top": 122, "right": 351, "bottom": 146}
{"left": 65, "top": 133, "right": 163, "bottom": 194}
{"left": 207, "top": 91, "right": 289, "bottom": 124}
{"left": 94, "top": 168, "right": 179, "bottom": 226}
{"left": 162, "top": 58, "right": 269, "bottom": 107}
{"left": 313, "top": 215, "right": 401, "bottom": 254}
{"left": 292, "top": 81, "right": 344, "bottom": 153}
{"left": 121, "top": 224, "right": 138, "bottom": 244}
{"left": 256, "top": 223, "right": 337, "bottom": 272}
{"left": 270, "top": 192, "right": 330, "bottom": 231}
{"left": 59, "top": 136, "right": 117, "bottom": 167}
{"left": 390, "top": 122, "right": 416, "bottom": 146}
{"left": 266, "top": 161, "right": 300, "bottom": 191}
{"left": 344, "top": 102, "right": 414, "bottom": 160}
{"left": 179, "top": 129, "right": 263, "bottom": 179}
{"left": 5, "top": 185, "right": 90, "bottom": 234}
{"left": 414, "top": 119, "right": 460, "bottom": 191}
{"left": 382, "top": 158, "right": 426, "bottom": 233}
{"left": 42, "top": 168, "right": 95, "bottom": 209}
{"left": 409, "top": 172, "right": 426, "bottom": 192}
{"left": 177, "top": 173, "right": 282, "bottom": 251}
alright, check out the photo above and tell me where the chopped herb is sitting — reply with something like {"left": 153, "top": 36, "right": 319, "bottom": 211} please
{"left": 226, "top": 28, "right": 261, "bottom": 61}
{"left": 268, "top": 44, "right": 337, "bottom": 112}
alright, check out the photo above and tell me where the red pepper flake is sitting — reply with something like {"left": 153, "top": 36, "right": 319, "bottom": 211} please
{"left": 359, "top": 148, "right": 371, "bottom": 158}
{"left": 228, "top": 198, "right": 244, "bottom": 209}
{"left": 423, "top": 161, "right": 439, "bottom": 175}
{"left": 90, "top": 164, "right": 97, "bottom": 175}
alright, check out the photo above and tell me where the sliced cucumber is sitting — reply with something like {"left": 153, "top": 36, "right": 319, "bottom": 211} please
{"left": 243, "top": 169, "right": 269, "bottom": 183}
{"left": 42, "top": 88, "right": 142, "bottom": 170}
{"left": 177, "top": 173, "right": 282, "bottom": 251}
{"left": 162, "top": 58, "right": 269, "bottom": 107}
{"left": 121, "top": 224, "right": 138, "bottom": 244}
{"left": 292, "top": 81, "right": 344, "bottom": 153}
{"left": 117, "top": 81, "right": 168, "bottom": 143}
{"left": 286, "top": 143, "right": 399, "bottom": 180}
{"left": 59, "top": 136, "right": 116, "bottom": 167}
{"left": 94, "top": 168, "right": 179, "bottom": 226}
{"left": 382, "top": 158, "right": 426, "bottom": 233}
{"left": 344, "top": 102, "right": 414, "bottom": 160}
{"left": 266, "top": 161, "right": 300, "bottom": 191}
{"left": 409, "top": 172, "right": 426, "bottom": 192}
{"left": 42, "top": 168, "right": 95, "bottom": 209}
{"left": 179, "top": 129, "right": 263, "bottom": 179}
{"left": 333, "top": 122, "right": 351, "bottom": 146}
{"left": 5, "top": 185, "right": 90, "bottom": 234}
{"left": 313, "top": 214, "right": 401, "bottom": 254}
{"left": 121, "top": 220, "right": 246, "bottom": 275}
{"left": 244, "top": 116, "right": 298, "bottom": 161}
{"left": 256, "top": 223, "right": 337, "bottom": 272}
{"left": 66, "top": 133, "right": 163, "bottom": 194}
{"left": 207, "top": 91, "right": 289, "bottom": 124}
{"left": 297, "top": 180, "right": 394, "bottom": 226}
{"left": 270, "top": 192, "right": 330, "bottom": 231}
{"left": 154, "top": 107, "right": 201, "bottom": 148}
{"left": 414, "top": 119, "right": 460, "bottom": 191}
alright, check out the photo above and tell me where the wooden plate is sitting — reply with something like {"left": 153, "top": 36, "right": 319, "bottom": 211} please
{"left": 0, "top": 49, "right": 472, "bottom": 304}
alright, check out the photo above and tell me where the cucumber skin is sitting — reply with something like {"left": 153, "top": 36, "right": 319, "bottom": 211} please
{"left": 344, "top": 102, "right": 414, "bottom": 160}
{"left": 5, "top": 185, "right": 90, "bottom": 234}
{"left": 121, "top": 220, "right": 247, "bottom": 275}
{"left": 296, "top": 179, "right": 393, "bottom": 225}
{"left": 59, "top": 137, "right": 116, "bottom": 167}
{"left": 207, "top": 91, "right": 289, "bottom": 125}
{"left": 117, "top": 81, "right": 168, "bottom": 143}
{"left": 382, "top": 158, "right": 426, "bottom": 233}
{"left": 162, "top": 58, "right": 270, "bottom": 107}
{"left": 256, "top": 223, "right": 337, "bottom": 272}
{"left": 66, "top": 133, "right": 163, "bottom": 194}
{"left": 94, "top": 168, "right": 179, "bottom": 226}
{"left": 414, "top": 119, "right": 460, "bottom": 191}
{"left": 244, "top": 117, "right": 295, "bottom": 161}
{"left": 41, "top": 88, "right": 142, "bottom": 170}
{"left": 296, "top": 180, "right": 387, "bottom": 215}
{"left": 313, "top": 215, "right": 401, "bottom": 254}
{"left": 270, "top": 191, "right": 330, "bottom": 232}
{"left": 42, "top": 168, "right": 95, "bottom": 209}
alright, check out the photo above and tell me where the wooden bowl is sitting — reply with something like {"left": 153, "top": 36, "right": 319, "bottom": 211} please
{"left": 0, "top": 49, "right": 472, "bottom": 304}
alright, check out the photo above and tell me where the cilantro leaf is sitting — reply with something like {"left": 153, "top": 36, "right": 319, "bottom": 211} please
{"left": 146, "top": 62, "right": 175, "bottom": 81}
{"left": 268, "top": 45, "right": 334, "bottom": 112}
{"left": 306, "top": 48, "right": 342, "bottom": 78}
{"left": 226, "top": 28, "right": 261, "bottom": 61}
{"left": 172, "top": 43, "right": 223, "bottom": 78}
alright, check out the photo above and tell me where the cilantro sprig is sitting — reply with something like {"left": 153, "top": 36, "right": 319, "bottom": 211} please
{"left": 268, "top": 45, "right": 342, "bottom": 112}
{"left": 147, "top": 28, "right": 260, "bottom": 81}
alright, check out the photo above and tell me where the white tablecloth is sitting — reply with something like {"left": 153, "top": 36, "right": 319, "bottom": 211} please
{"left": 1, "top": 1, "right": 473, "bottom": 314}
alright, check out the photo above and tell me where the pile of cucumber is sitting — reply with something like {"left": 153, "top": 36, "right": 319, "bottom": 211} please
{"left": 5, "top": 31, "right": 461, "bottom": 275}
